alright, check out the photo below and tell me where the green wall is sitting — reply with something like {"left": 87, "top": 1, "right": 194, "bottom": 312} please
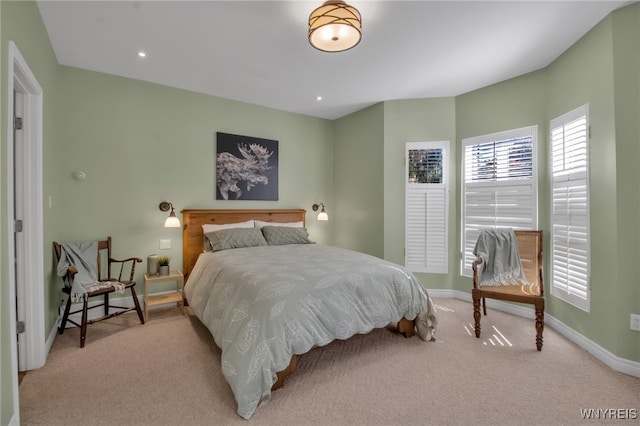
{"left": 334, "top": 4, "right": 640, "bottom": 362}
{"left": 2, "top": 1, "right": 639, "bottom": 424}
{"left": 0, "top": 3, "right": 4, "bottom": 424}
{"left": 333, "top": 103, "right": 384, "bottom": 256}
{"left": 53, "top": 65, "right": 334, "bottom": 324}
{"left": 610, "top": 4, "right": 639, "bottom": 362}
{"left": 542, "top": 5, "right": 638, "bottom": 361}
{"left": 382, "top": 98, "right": 457, "bottom": 289}
{"left": 456, "top": 5, "right": 637, "bottom": 361}
{"left": 1, "top": 1, "right": 60, "bottom": 424}
{"left": 545, "top": 10, "right": 620, "bottom": 354}
{"left": 454, "top": 70, "right": 549, "bottom": 294}
{"left": 1, "top": 2, "right": 333, "bottom": 424}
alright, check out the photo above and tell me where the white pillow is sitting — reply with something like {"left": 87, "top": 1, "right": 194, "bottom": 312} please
{"left": 254, "top": 220, "right": 303, "bottom": 228}
{"left": 202, "top": 220, "right": 255, "bottom": 233}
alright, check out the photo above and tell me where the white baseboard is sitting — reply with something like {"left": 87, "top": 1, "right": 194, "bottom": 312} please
{"left": 426, "top": 289, "right": 640, "bottom": 378}
{"left": 9, "top": 413, "right": 19, "bottom": 426}
{"left": 46, "top": 316, "right": 60, "bottom": 352}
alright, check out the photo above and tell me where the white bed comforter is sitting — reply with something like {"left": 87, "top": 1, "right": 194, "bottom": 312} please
{"left": 184, "top": 244, "right": 437, "bottom": 419}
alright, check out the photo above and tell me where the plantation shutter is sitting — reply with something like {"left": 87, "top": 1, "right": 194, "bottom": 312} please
{"left": 461, "top": 127, "right": 537, "bottom": 276}
{"left": 550, "top": 105, "right": 590, "bottom": 311}
{"left": 405, "top": 141, "right": 448, "bottom": 274}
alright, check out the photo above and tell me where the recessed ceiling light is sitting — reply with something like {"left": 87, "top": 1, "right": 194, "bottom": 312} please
{"left": 316, "top": 96, "right": 323, "bottom": 101}
{"left": 137, "top": 51, "right": 147, "bottom": 58}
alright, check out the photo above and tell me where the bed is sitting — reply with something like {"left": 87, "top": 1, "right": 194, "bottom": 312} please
{"left": 182, "top": 209, "right": 437, "bottom": 419}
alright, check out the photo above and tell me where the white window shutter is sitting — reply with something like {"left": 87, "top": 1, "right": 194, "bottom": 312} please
{"left": 550, "top": 105, "right": 590, "bottom": 311}
{"left": 405, "top": 141, "right": 449, "bottom": 274}
{"left": 461, "top": 126, "right": 538, "bottom": 276}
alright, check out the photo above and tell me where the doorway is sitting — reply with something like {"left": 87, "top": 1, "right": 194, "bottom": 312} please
{"left": 7, "top": 40, "right": 46, "bottom": 420}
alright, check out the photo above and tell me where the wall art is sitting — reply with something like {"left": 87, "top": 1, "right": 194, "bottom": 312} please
{"left": 216, "top": 132, "right": 279, "bottom": 200}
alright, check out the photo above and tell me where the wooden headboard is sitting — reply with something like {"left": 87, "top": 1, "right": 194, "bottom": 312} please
{"left": 181, "top": 209, "right": 307, "bottom": 280}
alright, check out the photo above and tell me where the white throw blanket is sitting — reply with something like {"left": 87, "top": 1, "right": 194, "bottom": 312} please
{"left": 57, "top": 241, "right": 125, "bottom": 301}
{"left": 415, "top": 297, "right": 438, "bottom": 341}
{"left": 472, "top": 229, "right": 528, "bottom": 286}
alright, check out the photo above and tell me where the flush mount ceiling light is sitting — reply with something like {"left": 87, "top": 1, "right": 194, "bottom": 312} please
{"left": 308, "top": 0, "right": 361, "bottom": 52}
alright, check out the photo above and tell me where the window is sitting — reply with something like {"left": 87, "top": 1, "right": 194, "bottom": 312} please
{"left": 461, "top": 126, "right": 538, "bottom": 276}
{"left": 550, "top": 105, "right": 590, "bottom": 311}
{"left": 405, "top": 141, "right": 448, "bottom": 274}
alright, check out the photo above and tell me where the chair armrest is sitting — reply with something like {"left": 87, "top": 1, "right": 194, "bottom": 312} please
{"left": 66, "top": 266, "right": 79, "bottom": 280}
{"left": 471, "top": 258, "right": 483, "bottom": 289}
{"left": 57, "top": 266, "right": 79, "bottom": 288}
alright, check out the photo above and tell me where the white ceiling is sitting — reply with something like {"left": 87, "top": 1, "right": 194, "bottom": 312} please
{"left": 37, "top": 1, "right": 632, "bottom": 120}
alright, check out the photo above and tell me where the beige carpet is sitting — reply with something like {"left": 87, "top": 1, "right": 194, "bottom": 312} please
{"left": 19, "top": 298, "right": 640, "bottom": 425}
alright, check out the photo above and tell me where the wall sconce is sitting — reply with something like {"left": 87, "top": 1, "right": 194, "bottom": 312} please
{"left": 312, "top": 203, "right": 329, "bottom": 221}
{"left": 159, "top": 202, "right": 180, "bottom": 228}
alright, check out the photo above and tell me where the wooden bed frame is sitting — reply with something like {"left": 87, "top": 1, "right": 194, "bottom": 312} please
{"left": 180, "top": 208, "right": 416, "bottom": 390}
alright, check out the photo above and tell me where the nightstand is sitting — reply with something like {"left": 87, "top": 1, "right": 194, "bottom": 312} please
{"left": 143, "top": 269, "right": 184, "bottom": 321}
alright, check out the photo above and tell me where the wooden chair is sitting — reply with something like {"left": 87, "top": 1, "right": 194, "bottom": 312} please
{"left": 471, "top": 230, "right": 544, "bottom": 351}
{"left": 53, "top": 237, "right": 145, "bottom": 348}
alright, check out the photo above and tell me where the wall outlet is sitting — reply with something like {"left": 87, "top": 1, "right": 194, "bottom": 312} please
{"left": 631, "top": 314, "right": 640, "bottom": 332}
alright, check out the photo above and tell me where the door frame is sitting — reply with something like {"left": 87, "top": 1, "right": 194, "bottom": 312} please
{"left": 6, "top": 40, "right": 45, "bottom": 419}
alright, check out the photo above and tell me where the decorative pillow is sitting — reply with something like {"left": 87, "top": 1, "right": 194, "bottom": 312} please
{"left": 261, "top": 226, "right": 314, "bottom": 246}
{"left": 205, "top": 228, "right": 267, "bottom": 252}
{"left": 202, "top": 220, "right": 256, "bottom": 251}
{"left": 254, "top": 220, "right": 304, "bottom": 228}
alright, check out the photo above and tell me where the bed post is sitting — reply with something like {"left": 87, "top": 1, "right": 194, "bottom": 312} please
{"left": 397, "top": 318, "right": 416, "bottom": 338}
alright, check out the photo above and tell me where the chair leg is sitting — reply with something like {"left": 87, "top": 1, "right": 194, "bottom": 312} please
{"left": 472, "top": 289, "right": 481, "bottom": 338}
{"left": 535, "top": 300, "right": 545, "bottom": 351}
{"left": 482, "top": 297, "right": 487, "bottom": 316}
{"left": 59, "top": 296, "right": 72, "bottom": 335}
{"left": 130, "top": 286, "right": 145, "bottom": 324}
{"left": 80, "top": 297, "right": 89, "bottom": 348}
{"left": 104, "top": 293, "right": 109, "bottom": 316}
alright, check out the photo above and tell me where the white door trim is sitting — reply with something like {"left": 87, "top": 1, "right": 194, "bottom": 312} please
{"left": 7, "top": 40, "right": 46, "bottom": 422}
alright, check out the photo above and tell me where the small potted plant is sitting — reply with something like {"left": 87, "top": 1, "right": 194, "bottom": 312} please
{"left": 157, "top": 256, "right": 170, "bottom": 276}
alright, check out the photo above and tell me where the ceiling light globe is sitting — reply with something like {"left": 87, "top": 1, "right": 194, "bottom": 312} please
{"left": 309, "top": 0, "right": 361, "bottom": 52}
